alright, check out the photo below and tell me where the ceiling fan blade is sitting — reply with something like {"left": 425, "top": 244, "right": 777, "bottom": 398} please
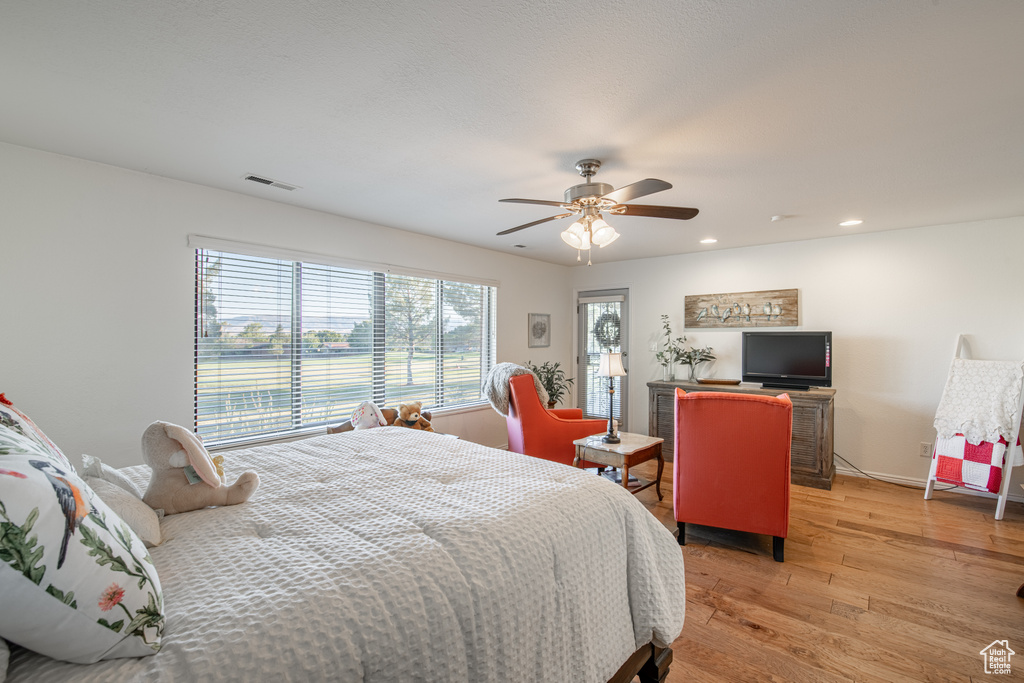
{"left": 499, "top": 198, "right": 568, "bottom": 208}
{"left": 611, "top": 204, "right": 699, "bottom": 220}
{"left": 497, "top": 213, "right": 574, "bottom": 236}
{"left": 600, "top": 178, "right": 672, "bottom": 204}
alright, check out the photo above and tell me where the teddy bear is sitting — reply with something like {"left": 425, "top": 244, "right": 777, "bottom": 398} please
{"left": 391, "top": 401, "right": 433, "bottom": 432}
{"left": 141, "top": 421, "right": 260, "bottom": 515}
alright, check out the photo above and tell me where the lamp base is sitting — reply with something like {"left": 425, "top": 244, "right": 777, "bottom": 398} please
{"left": 602, "top": 434, "right": 620, "bottom": 444}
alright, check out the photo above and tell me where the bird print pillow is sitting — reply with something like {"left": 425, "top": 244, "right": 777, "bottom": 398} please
{"left": 0, "top": 418, "right": 164, "bottom": 662}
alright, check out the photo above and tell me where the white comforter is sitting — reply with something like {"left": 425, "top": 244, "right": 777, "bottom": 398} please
{"left": 7, "top": 428, "right": 685, "bottom": 682}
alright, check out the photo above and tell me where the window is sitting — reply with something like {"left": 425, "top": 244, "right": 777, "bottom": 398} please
{"left": 195, "top": 248, "right": 497, "bottom": 445}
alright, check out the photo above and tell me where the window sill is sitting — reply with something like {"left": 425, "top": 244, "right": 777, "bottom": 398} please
{"left": 428, "top": 401, "right": 491, "bottom": 418}
{"left": 205, "top": 402, "right": 492, "bottom": 452}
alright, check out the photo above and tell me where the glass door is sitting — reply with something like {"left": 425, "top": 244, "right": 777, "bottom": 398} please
{"left": 577, "top": 289, "right": 628, "bottom": 430}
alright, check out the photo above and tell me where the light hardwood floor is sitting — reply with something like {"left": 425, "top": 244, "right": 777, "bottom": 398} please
{"left": 627, "top": 460, "right": 1024, "bottom": 682}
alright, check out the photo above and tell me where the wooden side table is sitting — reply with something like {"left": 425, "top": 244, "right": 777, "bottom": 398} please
{"left": 573, "top": 432, "right": 665, "bottom": 500}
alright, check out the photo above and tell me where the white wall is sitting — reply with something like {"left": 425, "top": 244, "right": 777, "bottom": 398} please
{"left": 5, "top": 140, "right": 1022, "bottom": 497}
{"left": 0, "top": 142, "right": 573, "bottom": 466}
{"left": 570, "top": 217, "right": 1024, "bottom": 494}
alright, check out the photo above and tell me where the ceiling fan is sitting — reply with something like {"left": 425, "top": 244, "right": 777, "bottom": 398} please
{"left": 497, "top": 159, "right": 699, "bottom": 263}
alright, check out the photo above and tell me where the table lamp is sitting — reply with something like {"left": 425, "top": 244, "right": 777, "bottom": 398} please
{"left": 597, "top": 352, "right": 626, "bottom": 444}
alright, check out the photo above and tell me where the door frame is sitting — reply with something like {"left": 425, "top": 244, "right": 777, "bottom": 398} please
{"left": 574, "top": 285, "right": 631, "bottom": 430}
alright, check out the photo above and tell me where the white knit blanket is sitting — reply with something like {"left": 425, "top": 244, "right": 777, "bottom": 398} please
{"left": 482, "top": 362, "right": 548, "bottom": 416}
{"left": 6, "top": 428, "right": 686, "bottom": 683}
{"left": 934, "top": 359, "right": 1024, "bottom": 459}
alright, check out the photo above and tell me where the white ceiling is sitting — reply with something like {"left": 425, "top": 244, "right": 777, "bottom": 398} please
{"left": 2, "top": 1, "right": 1022, "bottom": 266}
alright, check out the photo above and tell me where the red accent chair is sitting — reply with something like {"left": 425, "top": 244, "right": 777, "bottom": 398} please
{"left": 506, "top": 374, "right": 607, "bottom": 467}
{"left": 673, "top": 388, "right": 793, "bottom": 562}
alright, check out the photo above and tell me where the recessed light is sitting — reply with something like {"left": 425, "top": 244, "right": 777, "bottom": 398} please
{"left": 839, "top": 219, "right": 863, "bottom": 227}
{"left": 700, "top": 238, "right": 717, "bottom": 244}
{"left": 512, "top": 244, "right": 527, "bottom": 249}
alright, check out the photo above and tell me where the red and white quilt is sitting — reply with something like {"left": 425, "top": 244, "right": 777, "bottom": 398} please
{"left": 933, "top": 433, "right": 1013, "bottom": 494}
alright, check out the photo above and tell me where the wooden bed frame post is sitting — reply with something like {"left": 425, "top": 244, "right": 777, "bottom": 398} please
{"left": 608, "top": 644, "right": 672, "bottom": 683}
{"left": 638, "top": 646, "right": 672, "bottom": 683}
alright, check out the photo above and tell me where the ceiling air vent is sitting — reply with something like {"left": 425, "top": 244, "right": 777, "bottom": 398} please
{"left": 243, "top": 174, "right": 300, "bottom": 191}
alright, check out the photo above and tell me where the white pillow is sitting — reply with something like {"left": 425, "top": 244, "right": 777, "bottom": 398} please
{"left": 84, "top": 477, "right": 162, "bottom": 548}
{"left": 81, "top": 454, "right": 143, "bottom": 498}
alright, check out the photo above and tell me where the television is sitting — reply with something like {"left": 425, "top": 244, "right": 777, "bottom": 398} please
{"left": 741, "top": 331, "right": 832, "bottom": 390}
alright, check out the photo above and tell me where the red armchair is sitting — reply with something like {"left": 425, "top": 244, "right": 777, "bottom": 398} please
{"left": 506, "top": 374, "right": 607, "bottom": 467}
{"left": 673, "top": 388, "right": 793, "bottom": 562}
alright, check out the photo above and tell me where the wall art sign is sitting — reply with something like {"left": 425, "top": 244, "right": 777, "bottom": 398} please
{"left": 684, "top": 289, "right": 799, "bottom": 328}
{"left": 528, "top": 313, "right": 551, "bottom": 347}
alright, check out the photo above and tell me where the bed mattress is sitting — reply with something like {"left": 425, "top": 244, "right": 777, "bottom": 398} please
{"left": 6, "top": 427, "right": 685, "bottom": 682}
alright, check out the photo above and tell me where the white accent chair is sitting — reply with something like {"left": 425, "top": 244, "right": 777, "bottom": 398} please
{"left": 924, "top": 335, "right": 1024, "bottom": 520}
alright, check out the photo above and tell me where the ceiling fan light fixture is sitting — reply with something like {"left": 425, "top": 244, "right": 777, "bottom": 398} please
{"left": 596, "top": 229, "right": 620, "bottom": 248}
{"left": 591, "top": 218, "right": 619, "bottom": 247}
{"left": 561, "top": 219, "right": 586, "bottom": 249}
{"left": 579, "top": 227, "right": 592, "bottom": 250}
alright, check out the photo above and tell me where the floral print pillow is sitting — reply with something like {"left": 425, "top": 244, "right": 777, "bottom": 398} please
{"left": 0, "top": 423, "right": 164, "bottom": 663}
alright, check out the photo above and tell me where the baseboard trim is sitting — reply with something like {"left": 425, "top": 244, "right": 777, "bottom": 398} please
{"left": 833, "top": 465, "right": 1024, "bottom": 504}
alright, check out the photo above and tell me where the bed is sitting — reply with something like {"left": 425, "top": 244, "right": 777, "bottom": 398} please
{"left": 4, "top": 427, "right": 685, "bottom": 682}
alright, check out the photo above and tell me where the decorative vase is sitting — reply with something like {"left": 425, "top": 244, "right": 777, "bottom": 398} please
{"left": 687, "top": 364, "right": 700, "bottom": 382}
{"left": 663, "top": 364, "right": 674, "bottom": 381}
{"left": 547, "top": 400, "right": 557, "bottom": 410}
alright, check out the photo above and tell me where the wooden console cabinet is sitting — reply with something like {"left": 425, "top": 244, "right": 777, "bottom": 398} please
{"left": 647, "top": 380, "right": 835, "bottom": 490}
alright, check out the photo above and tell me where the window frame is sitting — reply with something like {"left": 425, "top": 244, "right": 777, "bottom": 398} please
{"left": 193, "top": 243, "right": 497, "bottom": 447}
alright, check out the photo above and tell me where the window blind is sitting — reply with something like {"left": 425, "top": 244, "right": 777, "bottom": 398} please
{"left": 195, "top": 249, "right": 497, "bottom": 445}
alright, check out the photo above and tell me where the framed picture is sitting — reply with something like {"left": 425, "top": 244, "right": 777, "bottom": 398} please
{"left": 684, "top": 288, "right": 799, "bottom": 328}
{"left": 528, "top": 313, "right": 551, "bottom": 348}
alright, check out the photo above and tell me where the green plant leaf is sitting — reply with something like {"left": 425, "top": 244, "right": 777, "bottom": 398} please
{"left": 125, "top": 593, "right": 165, "bottom": 644}
{"left": 45, "top": 584, "right": 78, "bottom": 609}
{"left": 98, "top": 618, "right": 124, "bottom": 632}
{"left": 0, "top": 507, "right": 47, "bottom": 585}
{"left": 79, "top": 524, "right": 134, "bottom": 577}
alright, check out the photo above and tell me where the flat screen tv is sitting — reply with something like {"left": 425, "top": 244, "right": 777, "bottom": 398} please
{"left": 741, "top": 331, "right": 832, "bottom": 390}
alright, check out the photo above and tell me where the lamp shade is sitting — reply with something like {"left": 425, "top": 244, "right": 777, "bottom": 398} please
{"left": 597, "top": 352, "right": 626, "bottom": 377}
{"left": 560, "top": 219, "right": 592, "bottom": 249}
{"left": 590, "top": 218, "right": 620, "bottom": 247}
{"left": 560, "top": 222, "right": 583, "bottom": 248}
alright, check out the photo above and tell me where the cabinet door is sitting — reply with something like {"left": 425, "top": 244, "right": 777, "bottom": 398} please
{"left": 652, "top": 389, "right": 676, "bottom": 459}
{"left": 789, "top": 401, "right": 823, "bottom": 477}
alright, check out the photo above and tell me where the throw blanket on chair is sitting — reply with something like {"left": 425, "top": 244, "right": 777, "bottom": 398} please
{"left": 482, "top": 363, "right": 548, "bottom": 416}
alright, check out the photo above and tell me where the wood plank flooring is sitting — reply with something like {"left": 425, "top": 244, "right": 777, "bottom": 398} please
{"left": 627, "top": 461, "right": 1024, "bottom": 682}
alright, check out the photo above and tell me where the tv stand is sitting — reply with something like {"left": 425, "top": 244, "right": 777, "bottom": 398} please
{"left": 647, "top": 380, "right": 835, "bottom": 489}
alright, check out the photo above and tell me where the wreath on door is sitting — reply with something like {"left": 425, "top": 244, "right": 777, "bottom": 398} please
{"left": 593, "top": 312, "right": 621, "bottom": 350}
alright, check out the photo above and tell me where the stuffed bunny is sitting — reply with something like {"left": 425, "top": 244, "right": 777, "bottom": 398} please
{"left": 141, "top": 421, "right": 259, "bottom": 515}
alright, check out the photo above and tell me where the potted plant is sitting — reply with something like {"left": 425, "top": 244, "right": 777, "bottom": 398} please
{"left": 525, "top": 360, "right": 574, "bottom": 409}
{"left": 654, "top": 314, "right": 686, "bottom": 380}
{"left": 679, "top": 344, "right": 716, "bottom": 382}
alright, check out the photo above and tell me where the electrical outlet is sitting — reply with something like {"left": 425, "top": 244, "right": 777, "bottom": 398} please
{"left": 649, "top": 341, "right": 657, "bottom": 352}
{"left": 919, "top": 442, "right": 933, "bottom": 458}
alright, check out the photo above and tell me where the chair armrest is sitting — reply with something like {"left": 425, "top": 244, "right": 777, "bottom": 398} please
{"left": 549, "top": 408, "right": 584, "bottom": 419}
